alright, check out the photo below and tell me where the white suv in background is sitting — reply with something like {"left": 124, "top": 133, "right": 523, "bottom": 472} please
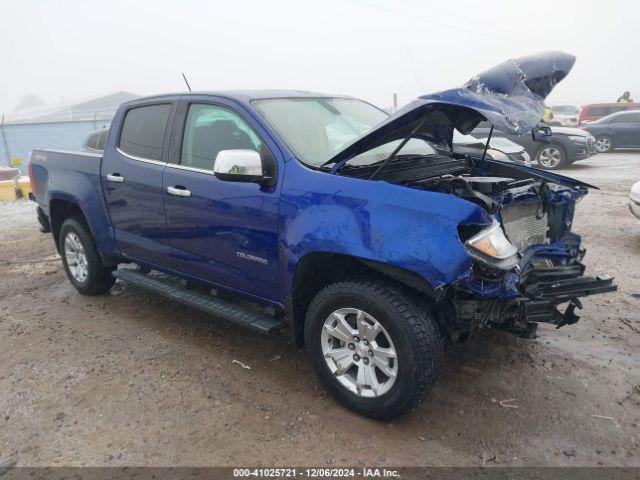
{"left": 551, "top": 105, "right": 581, "bottom": 126}
{"left": 630, "top": 181, "right": 640, "bottom": 220}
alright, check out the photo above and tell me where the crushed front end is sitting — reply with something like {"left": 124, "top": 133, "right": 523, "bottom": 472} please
{"left": 323, "top": 50, "right": 616, "bottom": 339}
{"left": 443, "top": 160, "right": 616, "bottom": 339}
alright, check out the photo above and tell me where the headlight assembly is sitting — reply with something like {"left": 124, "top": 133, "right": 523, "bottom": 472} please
{"left": 465, "top": 220, "right": 518, "bottom": 269}
{"left": 567, "top": 135, "right": 586, "bottom": 143}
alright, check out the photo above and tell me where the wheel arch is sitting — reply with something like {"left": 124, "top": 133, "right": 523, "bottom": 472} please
{"left": 49, "top": 195, "right": 119, "bottom": 266}
{"left": 49, "top": 197, "right": 87, "bottom": 252}
{"left": 287, "top": 252, "right": 443, "bottom": 347}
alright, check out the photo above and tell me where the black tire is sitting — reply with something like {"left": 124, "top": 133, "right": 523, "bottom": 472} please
{"left": 535, "top": 143, "right": 568, "bottom": 170}
{"left": 59, "top": 218, "right": 115, "bottom": 295}
{"left": 305, "top": 279, "right": 443, "bottom": 420}
{"left": 595, "top": 135, "right": 614, "bottom": 153}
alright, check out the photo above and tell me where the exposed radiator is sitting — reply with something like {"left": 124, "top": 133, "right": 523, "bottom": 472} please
{"left": 500, "top": 203, "right": 549, "bottom": 252}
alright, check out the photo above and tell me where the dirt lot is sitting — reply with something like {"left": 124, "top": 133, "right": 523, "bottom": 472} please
{"left": 1, "top": 152, "right": 639, "bottom": 468}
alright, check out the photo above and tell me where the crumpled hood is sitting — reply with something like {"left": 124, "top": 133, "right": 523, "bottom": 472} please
{"left": 327, "top": 51, "right": 576, "bottom": 169}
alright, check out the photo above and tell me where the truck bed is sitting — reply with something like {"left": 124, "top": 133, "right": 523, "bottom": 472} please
{"left": 30, "top": 148, "right": 105, "bottom": 227}
{"left": 31, "top": 148, "right": 102, "bottom": 175}
{"left": 31, "top": 148, "right": 102, "bottom": 193}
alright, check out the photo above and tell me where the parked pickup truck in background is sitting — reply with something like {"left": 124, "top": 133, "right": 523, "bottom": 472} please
{"left": 82, "top": 127, "right": 110, "bottom": 153}
{"left": 29, "top": 51, "right": 616, "bottom": 420}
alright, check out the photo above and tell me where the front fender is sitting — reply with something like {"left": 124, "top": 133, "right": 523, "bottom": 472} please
{"left": 279, "top": 160, "right": 490, "bottom": 297}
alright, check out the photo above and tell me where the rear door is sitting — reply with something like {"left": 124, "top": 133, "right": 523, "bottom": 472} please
{"left": 162, "top": 97, "right": 281, "bottom": 301}
{"left": 611, "top": 112, "right": 640, "bottom": 147}
{"left": 101, "top": 99, "right": 178, "bottom": 266}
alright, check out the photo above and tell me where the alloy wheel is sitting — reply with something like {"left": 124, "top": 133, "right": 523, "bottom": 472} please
{"left": 321, "top": 307, "right": 398, "bottom": 398}
{"left": 537, "top": 146, "right": 563, "bottom": 168}
{"left": 595, "top": 137, "right": 612, "bottom": 153}
{"left": 64, "top": 232, "right": 89, "bottom": 283}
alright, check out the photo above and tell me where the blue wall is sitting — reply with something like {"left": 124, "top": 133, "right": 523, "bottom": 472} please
{"left": 0, "top": 120, "right": 110, "bottom": 175}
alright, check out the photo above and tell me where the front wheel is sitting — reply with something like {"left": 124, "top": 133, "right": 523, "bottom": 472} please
{"left": 595, "top": 135, "right": 614, "bottom": 153}
{"left": 60, "top": 218, "right": 115, "bottom": 295}
{"left": 536, "top": 144, "right": 568, "bottom": 169}
{"left": 305, "top": 280, "right": 443, "bottom": 420}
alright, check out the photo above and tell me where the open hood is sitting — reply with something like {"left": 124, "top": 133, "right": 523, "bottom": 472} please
{"left": 326, "top": 51, "right": 576, "bottom": 170}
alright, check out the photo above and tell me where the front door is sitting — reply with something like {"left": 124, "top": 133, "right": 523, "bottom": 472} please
{"left": 163, "top": 99, "right": 281, "bottom": 301}
{"left": 101, "top": 100, "right": 176, "bottom": 266}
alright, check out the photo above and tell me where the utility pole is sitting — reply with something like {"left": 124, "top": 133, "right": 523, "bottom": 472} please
{"left": 0, "top": 114, "right": 11, "bottom": 168}
{"left": 393, "top": 93, "right": 398, "bottom": 113}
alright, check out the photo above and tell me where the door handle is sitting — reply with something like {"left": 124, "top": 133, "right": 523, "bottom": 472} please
{"left": 167, "top": 186, "right": 191, "bottom": 197}
{"left": 106, "top": 173, "right": 124, "bottom": 183}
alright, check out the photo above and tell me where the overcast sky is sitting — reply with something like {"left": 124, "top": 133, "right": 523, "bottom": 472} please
{"left": 2, "top": 0, "right": 638, "bottom": 114}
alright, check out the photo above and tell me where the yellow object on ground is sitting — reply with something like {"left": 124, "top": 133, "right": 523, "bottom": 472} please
{"left": 0, "top": 180, "right": 17, "bottom": 202}
{"left": 17, "top": 176, "right": 32, "bottom": 199}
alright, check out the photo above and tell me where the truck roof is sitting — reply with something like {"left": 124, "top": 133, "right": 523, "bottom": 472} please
{"left": 122, "top": 89, "right": 351, "bottom": 106}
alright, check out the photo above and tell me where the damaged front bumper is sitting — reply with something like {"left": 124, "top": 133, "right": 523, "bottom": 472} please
{"left": 450, "top": 261, "right": 616, "bottom": 339}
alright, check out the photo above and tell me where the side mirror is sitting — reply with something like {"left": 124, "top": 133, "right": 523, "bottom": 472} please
{"left": 531, "top": 124, "right": 552, "bottom": 142}
{"left": 214, "top": 149, "right": 264, "bottom": 183}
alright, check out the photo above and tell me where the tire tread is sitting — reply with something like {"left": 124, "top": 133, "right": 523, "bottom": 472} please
{"left": 304, "top": 278, "right": 442, "bottom": 420}
{"left": 60, "top": 217, "right": 115, "bottom": 295}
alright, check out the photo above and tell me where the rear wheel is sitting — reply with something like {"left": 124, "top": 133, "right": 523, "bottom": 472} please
{"left": 305, "top": 279, "right": 443, "bottom": 420}
{"left": 60, "top": 218, "right": 115, "bottom": 295}
{"left": 536, "top": 144, "right": 568, "bottom": 169}
{"left": 595, "top": 135, "right": 614, "bottom": 153}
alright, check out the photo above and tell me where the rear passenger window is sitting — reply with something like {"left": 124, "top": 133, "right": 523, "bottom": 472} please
{"left": 180, "top": 104, "right": 263, "bottom": 170}
{"left": 613, "top": 113, "right": 640, "bottom": 124}
{"left": 119, "top": 104, "right": 171, "bottom": 161}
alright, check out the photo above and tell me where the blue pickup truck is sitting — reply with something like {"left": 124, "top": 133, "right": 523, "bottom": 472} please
{"left": 30, "top": 52, "right": 615, "bottom": 419}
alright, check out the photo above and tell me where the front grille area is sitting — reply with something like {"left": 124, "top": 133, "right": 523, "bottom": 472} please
{"left": 500, "top": 203, "right": 549, "bottom": 252}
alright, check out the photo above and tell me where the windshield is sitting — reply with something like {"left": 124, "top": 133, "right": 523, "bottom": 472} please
{"left": 253, "top": 97, "right": 388, "bottom": 166}
{"left": 345, "top": 137, "right": 438, "bottom": 167}
{"left": 552, "top": 105, "right": 580, "bottom": 115}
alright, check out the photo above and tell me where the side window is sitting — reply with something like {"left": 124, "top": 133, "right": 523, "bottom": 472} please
{"left": 613, "top": 113, "right": 640, "bottom": 124}
{"left": 587, "top": 106, "right": 608, "bottom": 117}
{"left": 119, "top": 104, "right": 172, "bottom": 161}
{"left": 181, "top": 104, "right": 263, "bottom": 170}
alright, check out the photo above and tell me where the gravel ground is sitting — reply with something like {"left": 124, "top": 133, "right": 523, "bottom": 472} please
{"left": 0, "top": 152, "right": 639, "bottom": 467}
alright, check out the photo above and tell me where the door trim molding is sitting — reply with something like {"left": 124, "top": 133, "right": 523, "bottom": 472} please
{"left": 116, "top": 147, "right": 166, "bottom": 166}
